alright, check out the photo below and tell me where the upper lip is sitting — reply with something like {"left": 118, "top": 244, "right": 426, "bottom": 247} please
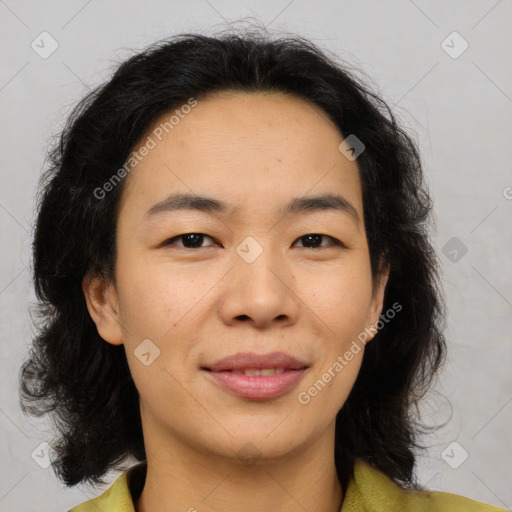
{"left": 203, "top": 351, "right": 309, "bottom": 372}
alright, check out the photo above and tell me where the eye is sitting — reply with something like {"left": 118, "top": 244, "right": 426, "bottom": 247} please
{"left": 164, "top": 233, "right": 218, "bottom": 249}
{"left": 293, "top": 234, "right": 346, "bottom": 249}
{"left": 162, "top": 233, "right": 346, "bottom": 250}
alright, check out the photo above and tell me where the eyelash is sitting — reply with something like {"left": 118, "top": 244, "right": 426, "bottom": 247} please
{"left": 163, "top": 233, "right": 346, "bottom": 250}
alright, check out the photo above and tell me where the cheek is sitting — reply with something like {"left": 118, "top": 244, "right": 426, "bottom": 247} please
{"left": 306, "top": 261, "right": 374, "bottom": 339}
{"left": 115, "top": 252, "right": 199, "bottom": 338}
{"left": 296, "top": 339, "right": 364, "bottom": 430}
{"left": 114, "top": 256, "right": 208, "bottom": 388}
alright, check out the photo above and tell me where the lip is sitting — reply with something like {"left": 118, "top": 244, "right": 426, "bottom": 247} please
{"left": 204, "top": 369, "right": 308, "bottom": 400}
{"left": 202, "top": 351, "right": 309, "bottom": 400}
{"left": 203, "top": 351, "right": 308, "bottom": 372}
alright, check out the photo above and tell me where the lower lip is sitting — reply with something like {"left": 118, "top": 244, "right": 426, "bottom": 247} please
{"left": 203, "top": 369, "right": 308, "bottom": 400}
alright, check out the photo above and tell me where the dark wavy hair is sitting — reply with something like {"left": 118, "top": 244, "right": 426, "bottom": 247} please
{"left": 19, "top": 27, "right": 446, "bottom": 492}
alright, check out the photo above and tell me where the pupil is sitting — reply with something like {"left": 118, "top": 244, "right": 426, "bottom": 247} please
{"left": 303, "top": 234, "right": 321, "bottom": 248}
{"left": 183, "top": 233, "right": 203, "bottom": 248}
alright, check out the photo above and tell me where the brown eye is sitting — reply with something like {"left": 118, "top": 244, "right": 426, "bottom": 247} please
{"left": 165, "top": 233, "right": 217, "bottom": 249}
{"left": 293, "top": 234, "right": 345, "bottom": 249}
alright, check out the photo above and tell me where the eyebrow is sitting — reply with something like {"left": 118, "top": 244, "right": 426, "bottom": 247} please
{"left": 145, "top": 192, "right": 360, "bottom": 225}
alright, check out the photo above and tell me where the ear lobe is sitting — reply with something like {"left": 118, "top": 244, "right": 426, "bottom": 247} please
{"left": 82, "top": 273, "right": 124, "bottom": 346}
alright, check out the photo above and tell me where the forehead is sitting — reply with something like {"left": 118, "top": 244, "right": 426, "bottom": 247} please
{"left": 118, "top": 90, "right": 362, "bottom": 221}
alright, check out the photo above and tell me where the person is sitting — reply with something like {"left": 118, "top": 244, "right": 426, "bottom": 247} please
{"left": 19, "top": 28, "right": 507, "bottom": 512}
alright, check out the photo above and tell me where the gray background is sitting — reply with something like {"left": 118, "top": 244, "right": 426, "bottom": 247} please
{"left": 1, "top": 1, "right": 511, "bottom": 510}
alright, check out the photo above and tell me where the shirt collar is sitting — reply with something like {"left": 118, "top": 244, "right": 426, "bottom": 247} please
{"left": 73, "top": 458, "right": 472, "bottom": 512}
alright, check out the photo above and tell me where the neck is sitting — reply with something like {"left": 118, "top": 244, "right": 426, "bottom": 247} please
{"left": 135, "top": 422, "right": 343, "bottom": 512}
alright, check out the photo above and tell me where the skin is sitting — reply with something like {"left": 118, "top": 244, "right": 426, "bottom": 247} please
{"left": 83, "top": 90, "right": 388, "bottom": 512}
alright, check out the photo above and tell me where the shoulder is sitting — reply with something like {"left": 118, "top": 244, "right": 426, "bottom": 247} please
{"left": 68, "top": 463, "right": 145, "bottom": 512}
{"left": 343, "top": 458, "right": 508, "bottom": 512}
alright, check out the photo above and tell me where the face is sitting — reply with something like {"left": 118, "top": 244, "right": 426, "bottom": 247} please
{"left": 84, "top": 90, "right": 388, "bottom": 465}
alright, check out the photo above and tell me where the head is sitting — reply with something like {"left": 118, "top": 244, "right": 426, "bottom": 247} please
{"left": 20, "top": 30, "right": 446, "bottom": 491}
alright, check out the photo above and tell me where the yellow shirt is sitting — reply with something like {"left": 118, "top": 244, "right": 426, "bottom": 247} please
{"left": 69, "top": 459, "right": 507, "bottom": 512}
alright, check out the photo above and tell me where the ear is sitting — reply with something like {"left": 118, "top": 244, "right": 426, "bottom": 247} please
{"left": 82, "top": 273, "right": 124, "bottom": 346}
{"left": 366, "top": 262, "right": 390, "bottom": 342}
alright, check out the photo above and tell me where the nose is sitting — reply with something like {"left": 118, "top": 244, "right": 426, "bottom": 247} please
{"left": 219, "top": 242, "right": 300, "bottom": 329}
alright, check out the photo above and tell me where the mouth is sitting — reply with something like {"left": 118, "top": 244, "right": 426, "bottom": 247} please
{"left": 205, "top": 367, "right": 299, "bottom": 376}
{"left": 201, "top": 351, "right": 309, "bottom": 400}
{"left": 202, "top": 351, "right": 309, "bottom": 372}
